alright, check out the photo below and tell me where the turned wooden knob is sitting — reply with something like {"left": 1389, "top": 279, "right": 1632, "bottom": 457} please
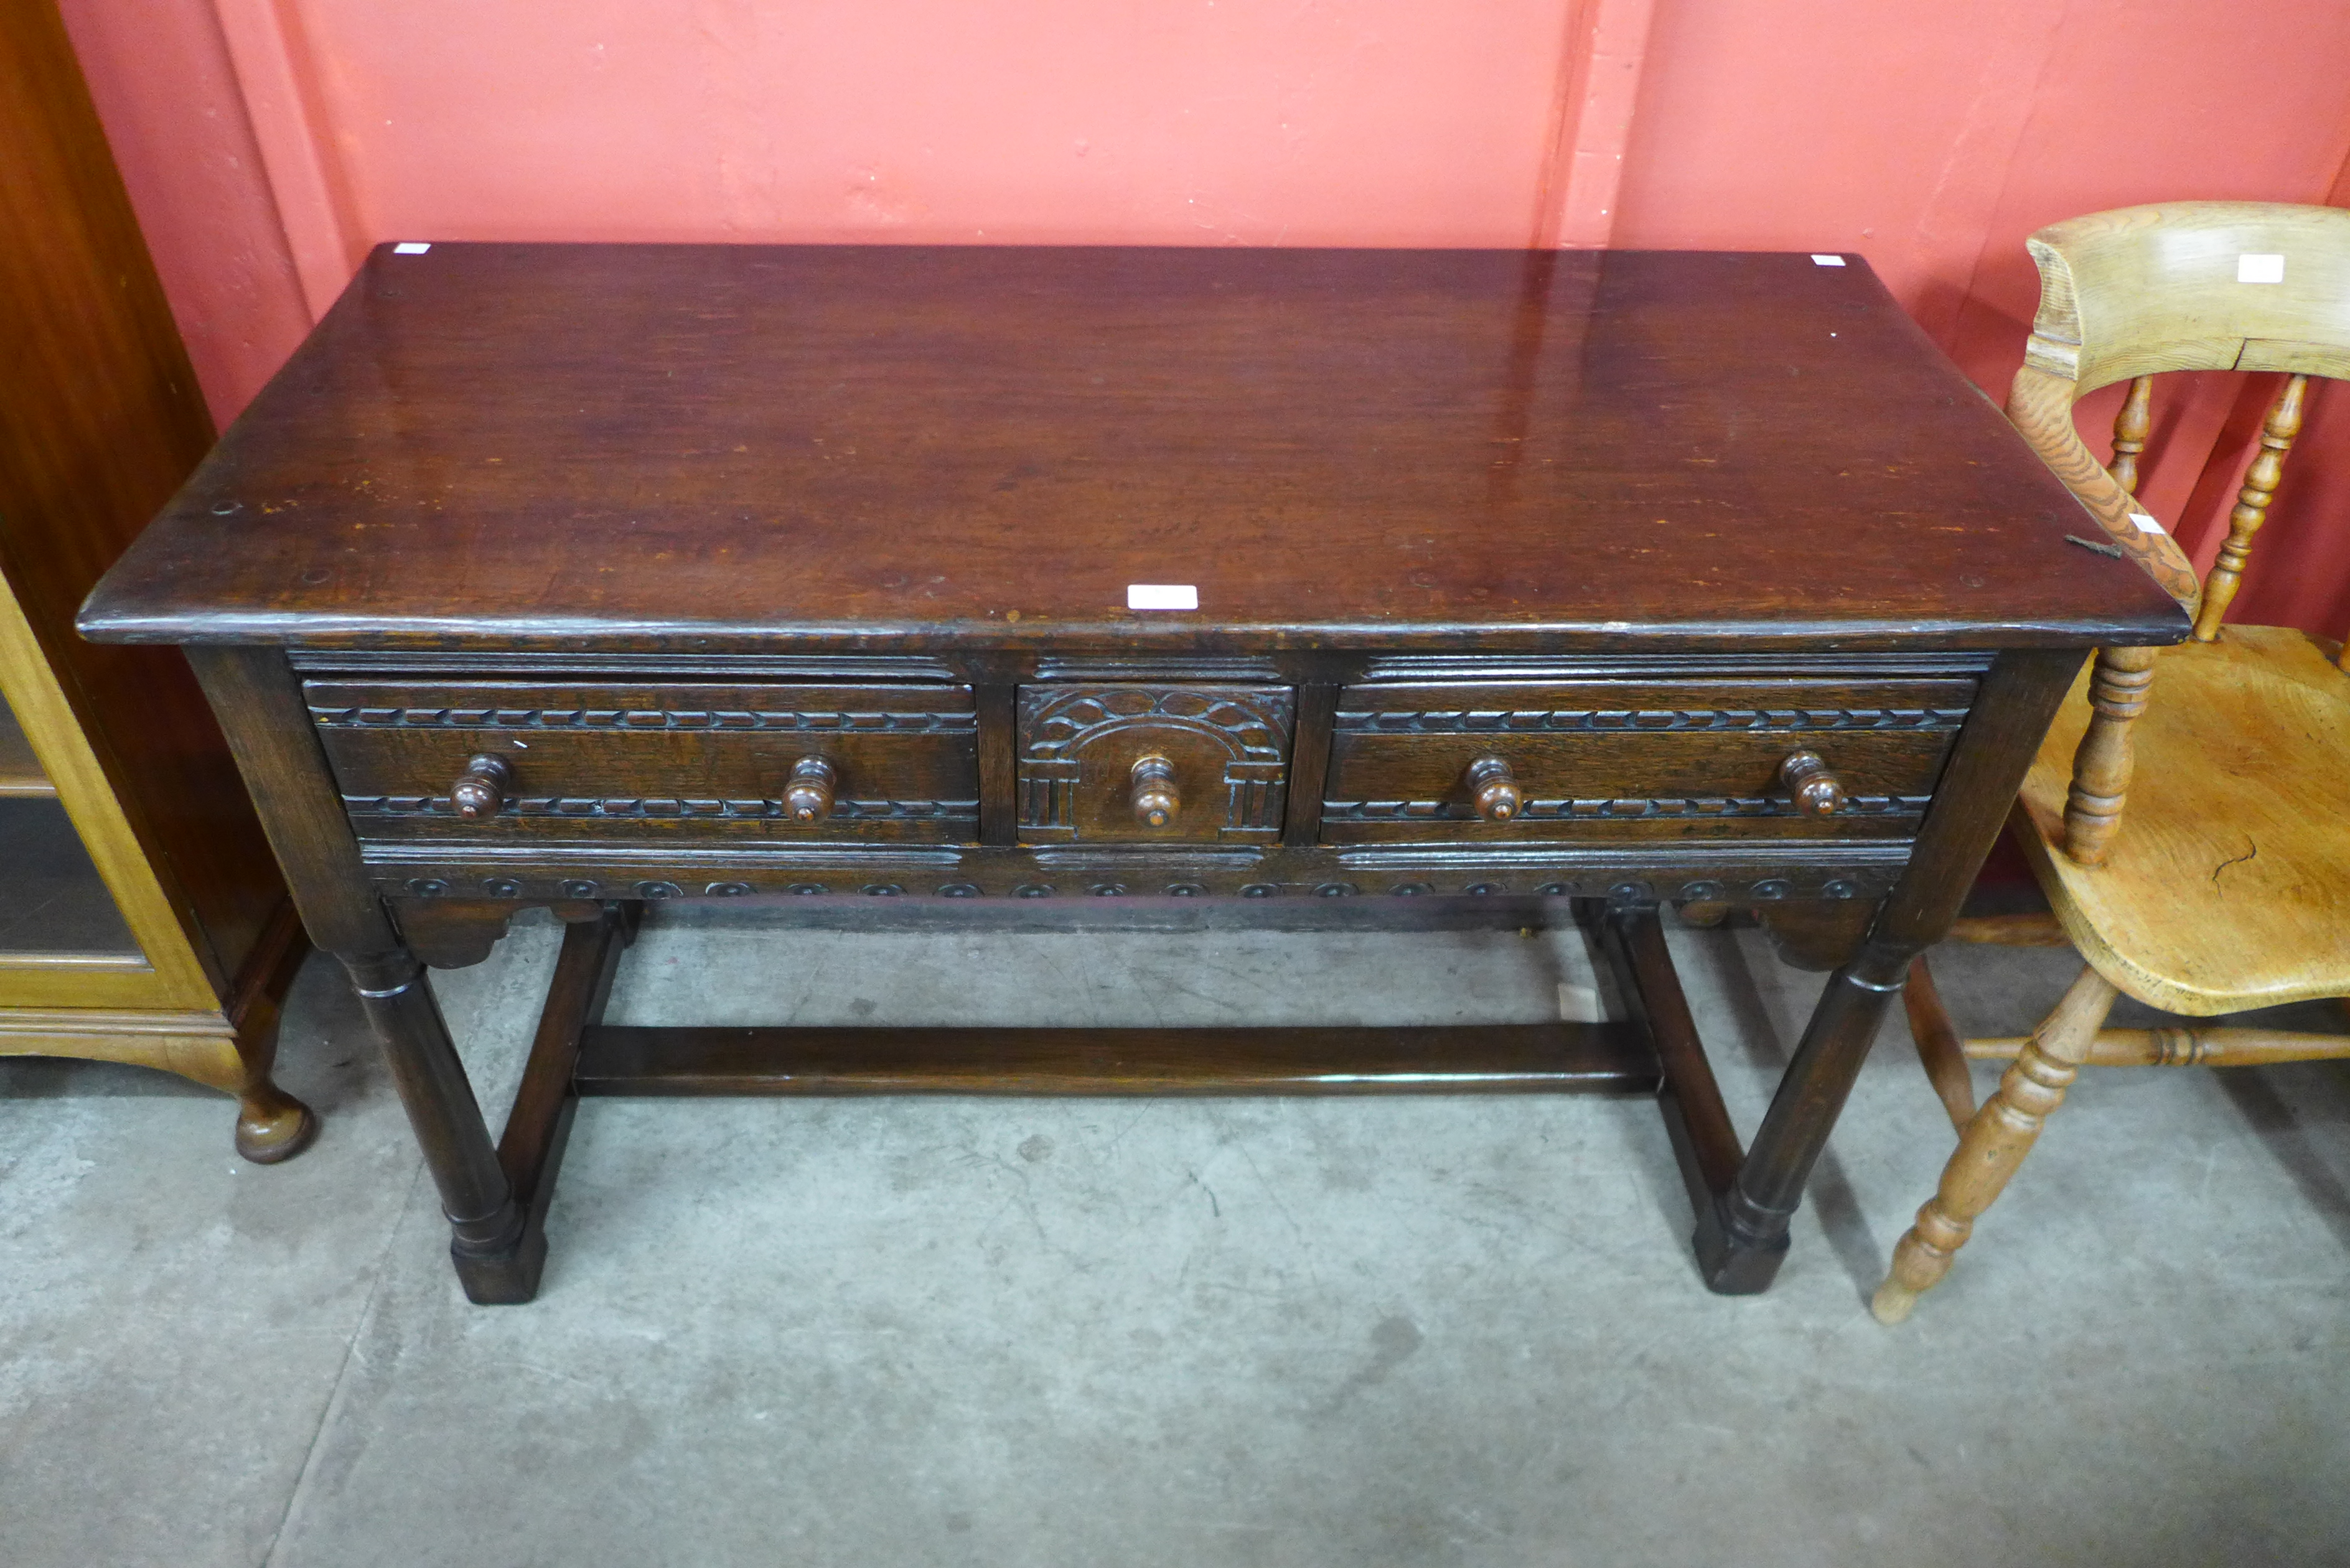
{"left": 449, "top": 754, "right": 513, "bottom": 819}
{"left": 1779, "top": 750, "right": 1847, "bottom": 816}
{"left": 1465, "top": 756, "right": 1522, "bottom": 822}
{"left": 1130, "top": 754, "right": 1180, "bottom": 828}
{"left": 784, "top": 757, "right": 837, "bottom": 823}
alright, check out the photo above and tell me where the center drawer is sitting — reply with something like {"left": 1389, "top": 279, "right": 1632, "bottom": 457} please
{"left": 307, "top": 680, "right": 979, "bottom": 843}
{"left": 1017, "top": 683, "right": 1295, "bottom": 843}
{"left": 1321, "top": 677, "right": 1974, "bottom": 843}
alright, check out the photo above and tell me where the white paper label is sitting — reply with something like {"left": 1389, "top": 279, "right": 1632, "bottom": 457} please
{"left": 1557, "top": 982, "right": 1604, "bottom": 1024}
{"left": 393, "top": 241, "right": 433, "bottom": 255}
{"left": 2128, "top": 510, "right": 2166, "bottom": 535}
{"left": 2237, "top": 253, "right": 2285, "bottom": 283}
{"left": 1810, "top": 254, "right": 1847, "bottom": 266}
{"left": 1126, "top": 584, "right": 1198, "bottom": 610}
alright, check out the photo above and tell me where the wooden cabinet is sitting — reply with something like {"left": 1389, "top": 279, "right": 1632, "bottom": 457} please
{"left": 0, "top": 0, "right": 310, "bottom": 1160}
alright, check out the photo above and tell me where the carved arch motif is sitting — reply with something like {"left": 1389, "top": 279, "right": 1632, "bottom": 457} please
{"left": 1017, "top": 685, "right": 1294, "bottom": 841}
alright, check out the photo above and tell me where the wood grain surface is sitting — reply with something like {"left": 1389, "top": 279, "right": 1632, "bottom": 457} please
{"left": 2016, "top": 624, "right": 2350, "bottom": 1012}
{"left": 79, "top": 245, "right": 2185, "bottom": 655}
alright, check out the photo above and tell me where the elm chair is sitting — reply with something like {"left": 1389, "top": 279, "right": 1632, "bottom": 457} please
{"left": 1873, "top": 201, "right": 2350, "bottom": 1325}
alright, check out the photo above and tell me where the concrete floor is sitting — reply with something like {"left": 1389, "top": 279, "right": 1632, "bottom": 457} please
{"left": 2, "top": 909, "right": 2346, "bottom": 1567}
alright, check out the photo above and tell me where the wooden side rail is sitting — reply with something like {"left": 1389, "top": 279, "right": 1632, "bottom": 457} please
{"left": 1963, "top": 1025, "right": 2348, "bottom": 1067}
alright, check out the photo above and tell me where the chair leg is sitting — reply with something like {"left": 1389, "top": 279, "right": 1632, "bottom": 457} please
{"left": 1903, "top": 955, "right": 1978, "bottom": 1132}
{"left": 1872, "top": 963, "right": 2120, "bottom": 1324}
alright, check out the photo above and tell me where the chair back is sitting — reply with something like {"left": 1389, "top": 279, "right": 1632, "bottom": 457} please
{"left": 2008, "top": 202, "right": 2350, "bottom": 622}
{"left": 2023, "top": 202, "right": 2350, "bottom": 394}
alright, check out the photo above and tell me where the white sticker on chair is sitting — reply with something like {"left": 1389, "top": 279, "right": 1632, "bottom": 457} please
{"left": 2237, "top": 253, "right": 2285, "bottom": 283}
{"left": 393, "top": 241, "right": 432, "bottom": 255}
{"left": 1126, "top": 584, "right": 1198, "bottom": 610}
{"left": 2128, "top": 510, "right": 2167, "bottom": 534}
{"left": 1810, "top": 254, "right": 1847, "bottom": 266}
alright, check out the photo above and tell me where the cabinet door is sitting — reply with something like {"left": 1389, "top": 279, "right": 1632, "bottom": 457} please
{"left": 0, "top": 587, "right": 213, "bottom": 1010}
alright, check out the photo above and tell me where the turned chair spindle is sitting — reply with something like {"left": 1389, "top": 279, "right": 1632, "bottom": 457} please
{"left": 2107, "top": 375, "right": 2152, "bottom": 494}
{"left": 2194, "top": 374, "right": 2308, "bottom": 642}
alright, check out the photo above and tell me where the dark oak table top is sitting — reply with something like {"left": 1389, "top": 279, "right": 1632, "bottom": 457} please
{"left": 82, "top": 243, "right": 2184, "bottom": 656}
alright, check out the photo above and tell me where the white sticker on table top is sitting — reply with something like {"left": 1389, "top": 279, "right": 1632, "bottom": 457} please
{"left": 393, "top": 241, "right": 432, "bottom": 255}
{"left": 2128, "top": 510, "right": 2167, "bottom": 535}
{"left": 2237, "top": 253, "right": 2285, "bottom": 283}
{"left": 1810, "top": 254, "right": 1847, "bottom": 266}
{"left": 1126, "top": 584, "right": 1198, "bottom": 610}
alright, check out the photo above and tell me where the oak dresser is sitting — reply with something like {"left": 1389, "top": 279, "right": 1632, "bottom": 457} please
{"left": 80, "top": 245, "right": 2187, "bottom": 1302}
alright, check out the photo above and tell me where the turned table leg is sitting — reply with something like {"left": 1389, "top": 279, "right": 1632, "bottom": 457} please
{"left": 340, "top": 947, "right": 534, "bottom": 1302}
{"left": 1700, "top": 940, "right": 1914, "bottom": 1292}
{"left": 189, "top": 647, "right": 544, "bottom": 1301}
{"left": 1698, "top": 648, "right": 2087, "bottom": 1293}
{"left": 1872, "top": 963, "right": 2120, "bottom": 1323}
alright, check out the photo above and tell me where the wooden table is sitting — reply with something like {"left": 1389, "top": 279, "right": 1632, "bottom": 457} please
{"left": 81, "top": 245, "right": 2186, "bottom": 1303}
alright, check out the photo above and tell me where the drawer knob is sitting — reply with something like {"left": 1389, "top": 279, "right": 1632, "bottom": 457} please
{"left": 1130, "top": 754, "right": 1181, "bottom": 828}
{"left": 450, "top": 754, "right": 514, "bottom": 820}
{"left": 1779, "top": 750, "right": 1847, "bottom": 816}
{"left": 784, "top": 757, "right": 838, "bottom": 823}
{"left": 1465, "top": 756, "right": 1522, "bottom": 822}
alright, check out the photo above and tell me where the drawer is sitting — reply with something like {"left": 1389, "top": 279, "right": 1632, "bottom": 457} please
{"left": 308, "top": 681, "right": 978, "bottom": 843}
{"left": 1018, "top": 684, "right": 1294, "bottom": 843}
{"left": 1321, "top": 678, "right": 1973, "bottom": 843}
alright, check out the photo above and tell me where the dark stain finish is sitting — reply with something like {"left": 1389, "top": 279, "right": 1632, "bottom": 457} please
{"left": 82, "top": 244, "right": 2189, "bottom": 1304}
{"left": 82, "top": 245, "right": 2182, "bottom": 654}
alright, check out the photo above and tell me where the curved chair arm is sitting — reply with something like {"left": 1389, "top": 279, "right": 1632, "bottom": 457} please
{"left": 2006, "top": 363, "right": 2203, "bottom": 612}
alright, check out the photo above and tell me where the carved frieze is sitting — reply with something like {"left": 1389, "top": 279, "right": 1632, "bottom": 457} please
{"left": 1333, "top": 705, "right": 1966, "bottom": 735}
{"left": 1320, "top": 793, "right": 1932, "bottom": 823}
{"left": 310, "top": 703, "right": 975, "bottom": 734}
{"left": 344, "top": 794, "right": 976, "bottom": 823}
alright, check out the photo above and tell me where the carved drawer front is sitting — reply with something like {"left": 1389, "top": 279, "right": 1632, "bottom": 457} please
{"left": 307, "top": 681, "right": 978, "bottom": 843}
{"left": 1018, "top": 684, "right": 1294, "bottom": 843}
{"left": 1321, "top": 678, "right": 1975, "bottom": 844}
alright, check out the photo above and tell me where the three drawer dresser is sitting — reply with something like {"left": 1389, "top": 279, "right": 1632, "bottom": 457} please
{"left": 81, "top": 244, "right": 2187, "bottom": 1302}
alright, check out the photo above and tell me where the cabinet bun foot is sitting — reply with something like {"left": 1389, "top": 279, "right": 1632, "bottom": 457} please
{"left": 234, "top": 1087, "right": 319, "bottom": 1164}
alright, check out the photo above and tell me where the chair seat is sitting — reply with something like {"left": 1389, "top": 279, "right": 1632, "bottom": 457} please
{"left": 2014, "top": 625, "right": 2350, "bottom": 1014}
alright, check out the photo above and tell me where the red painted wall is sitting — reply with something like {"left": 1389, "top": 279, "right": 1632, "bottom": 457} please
{"left": 55, "top": 0, "right": 2350, "bottom": 636}
{"left": 313, "top": 1, "right": 1571, "bottom": 248}
{"left": 58, "top": 0, "right": 306, "bottom": 431}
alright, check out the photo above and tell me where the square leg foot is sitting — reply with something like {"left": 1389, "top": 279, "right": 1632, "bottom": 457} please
{"left": 452, "top": 1227, "right": 547, "bottom": 1305}
{"left": 1693, "top": 1197, "right": 1791, "bottom": 1295}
